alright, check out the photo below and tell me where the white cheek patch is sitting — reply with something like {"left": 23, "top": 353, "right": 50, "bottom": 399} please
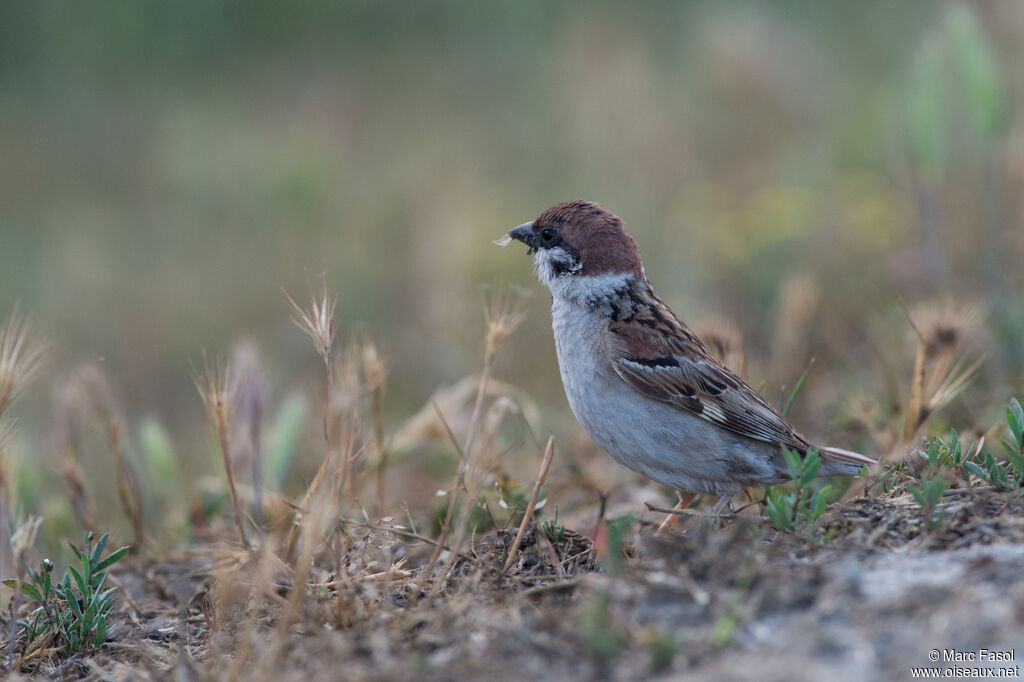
{"left": 533, "top": 247, "right": 581, "bottom": 286}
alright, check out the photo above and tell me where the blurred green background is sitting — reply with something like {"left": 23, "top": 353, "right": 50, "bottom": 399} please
{"left": 1, "top": 2, "right": 1023, "bottom": 531}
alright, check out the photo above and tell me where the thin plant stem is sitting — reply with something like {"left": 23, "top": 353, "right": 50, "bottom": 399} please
{"left": 215, "top": 400, "right": 248, "bottom": 548}
{"left": 503, "top": 436, "right": 555, "bottom": 573}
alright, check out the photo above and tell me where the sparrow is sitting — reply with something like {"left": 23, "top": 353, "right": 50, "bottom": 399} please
{"left": 500, "top": 199, "right": 873, "bottom": 520}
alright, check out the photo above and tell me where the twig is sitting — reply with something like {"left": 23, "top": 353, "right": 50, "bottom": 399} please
{"left": 644, "top": 502, "right": 770, "bottom": 523}
{"left": 503, "top": 436, "right": 555, "bottom": 573}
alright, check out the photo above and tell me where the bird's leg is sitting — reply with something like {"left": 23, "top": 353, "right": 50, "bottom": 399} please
{"left": 655, "top": 491, "right": 696, "bottom": 535}
{"left": 710, "top": 493, "right": 733, "bottom": 516}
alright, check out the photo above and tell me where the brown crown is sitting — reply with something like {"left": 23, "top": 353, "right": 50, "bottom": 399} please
{"left": 533, "top": 200, "right": 643, "bottom": 276}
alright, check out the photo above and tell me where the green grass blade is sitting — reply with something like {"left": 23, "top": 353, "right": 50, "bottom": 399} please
{"left": 782, "top": 359, "right": 814, "bottom": 418}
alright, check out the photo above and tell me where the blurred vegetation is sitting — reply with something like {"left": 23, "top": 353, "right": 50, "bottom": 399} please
{"left": 1, "top": 1, "right": 1023, "bottom": 551}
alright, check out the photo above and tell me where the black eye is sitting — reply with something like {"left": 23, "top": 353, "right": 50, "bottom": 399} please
{"left": 540, "top": 226, "right": 557, "bottom": 242}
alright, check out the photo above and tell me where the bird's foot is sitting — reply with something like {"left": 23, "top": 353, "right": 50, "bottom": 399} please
{"left": 655, "top": 492, "right": 697, "bottom": 536}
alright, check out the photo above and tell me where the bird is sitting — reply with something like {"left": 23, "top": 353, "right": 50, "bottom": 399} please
{"left": 499, "top": 199, "right": 873, "bottom": 527}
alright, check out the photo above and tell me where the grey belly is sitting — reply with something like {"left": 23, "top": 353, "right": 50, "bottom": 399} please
{"left": 566, "top": 372, "right": 787, "bottom": 495}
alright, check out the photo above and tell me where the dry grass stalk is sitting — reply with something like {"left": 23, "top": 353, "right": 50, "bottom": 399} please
{"left": 0, "top": 307, "right": 48, "bottom": 417}
{"left": 427, "top": 290, "right": 524, "bottom": 579}
{"left": 232, "top": 342, "right": 267, "bottom": 530}
{"left": 329, "top": 343, "right": 365, "bottom": 507}
{"left": 0, "top": 423, "right": 13, "bottom": 578}
{"left": 109, "top": 419, "right": 145, "bottom": 549}
{"left": 361, "top": 338, "right": 390, "bottom": 514}
{"left": 283, "top": 278, "right": 338, "bottom": 564}
{"left": 195, "top": 357, "right": 248, "bottom": 548}
{"left": 216, "top": 544, "right": 282, "bottom": 682}
{"left": 74, "top": 366, "right": 149, "bottom": 547}
{"left": 424, "top": 403, "right": 466, "bottom": 575}
{"left": 387, "top": 375, "right": 540, "bottom": 453}
{"left": 503, "top": 436, "right": 555, "bottom": 573}
{"left": 900, "top": 300, "right": 981, "bottom": 446}
{"left": 7, "top": 515, "right": 42, "bottom": 670}
{"left": 60, "top": 451, "right": 99, "bottom": 535}
{"left": 51, "top": 380, "right": 100, "bottom": 534}
{"left": 261, "top": 486, "right": 335, "bottom": 676}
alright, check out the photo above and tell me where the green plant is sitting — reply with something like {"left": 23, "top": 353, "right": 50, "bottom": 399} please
{"left": 917, "top": 399, "right": 1024, "bottom": 493}
{"left": 908, "top": 467, "right": 950, "bottom": 528}
{"left": 908, "top": 430, "right": 957, "bottom": 527}
{"left": 963, "top": 398, "right": 1024, "bottom": 491}
{"left": 763, "top": 448, "right": 832, "bottom": 533}
{"left": 541, "top": 506, "right": 566, "bottom": 544}
{"left": 4, "top": 532, "right": 130, "bottom": 656}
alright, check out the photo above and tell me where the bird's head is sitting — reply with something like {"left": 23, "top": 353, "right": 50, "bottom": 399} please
{"left": 503, "top": 200, "right": 643, "bottom": 289}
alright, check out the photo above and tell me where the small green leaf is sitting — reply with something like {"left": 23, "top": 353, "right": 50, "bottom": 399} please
{"left": 68, "top": 594, "right": 83, "bottom": 620}
{"left": 95, "top": 616, "right": 107, "bottom": 646}
{"left": 799, "top": 451, "right": 821, "bottom": 487}
{"left": 97, "top": 586, "right": 118, "bottom": 606}
{"left": 1008, "top": 398, "right": 1023, "bottom": 449}
{"left": 963, "top": 460, "right": 987, "bottom": 480}
{"left": 93, "top": 546, "right": 131, "bottom": 573}
{"left": 781, "top": 447, "right": 802, "bottom": 480}
{"left": 68, "top": 564, "right": 87, "bottom": 595}
{"left": 2, "top": 579, "right": 44, "bottom": 602}
{"left": 90, "top": 533, "right": 110, "bottom": 568}
{"left": 812, "top": 485, "right": 831, "bottom": 519}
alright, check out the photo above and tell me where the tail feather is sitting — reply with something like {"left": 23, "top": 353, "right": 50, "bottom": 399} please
{"left": 818, "top": 446, "right": 876, "bottom": 477}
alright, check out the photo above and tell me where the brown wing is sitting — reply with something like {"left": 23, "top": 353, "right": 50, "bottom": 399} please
{"left": 609, "top": 302, "right": 811, "bottom": 453}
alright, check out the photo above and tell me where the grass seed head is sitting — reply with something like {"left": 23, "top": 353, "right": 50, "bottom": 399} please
{"left": 10, "top": 514, "right": 42, "bottom": 577}
{"left": 0, "top": 308, "right": 48, "bottom": 417}
{"left": 361, "top": 337, "right": 387, "bottom": 396}
{"left": 231, "top": 341, "right": 267, "bottom": 432}
{"left": 285, "top": 276, "right": 337, "bottom": 363}
{"left": 483, "top": 288, "right": 526, "bottom": 359}
{"left": 918, "top": 303, "right": 972, "bottom": 357}
{"left": 194, "top": 354, "right": 237, "bottom": 426}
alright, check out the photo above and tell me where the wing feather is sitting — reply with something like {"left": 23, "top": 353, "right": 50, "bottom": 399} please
{"left": 609, "top": 302, "right": 811, "bottom": 453}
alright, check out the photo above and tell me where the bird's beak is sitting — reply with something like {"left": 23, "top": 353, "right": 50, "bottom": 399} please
{"left": 506, "top": 222, "right": 537, "bottom": 251}
{"left": 508, "top": 222, "right": 534, "bottom": 243}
